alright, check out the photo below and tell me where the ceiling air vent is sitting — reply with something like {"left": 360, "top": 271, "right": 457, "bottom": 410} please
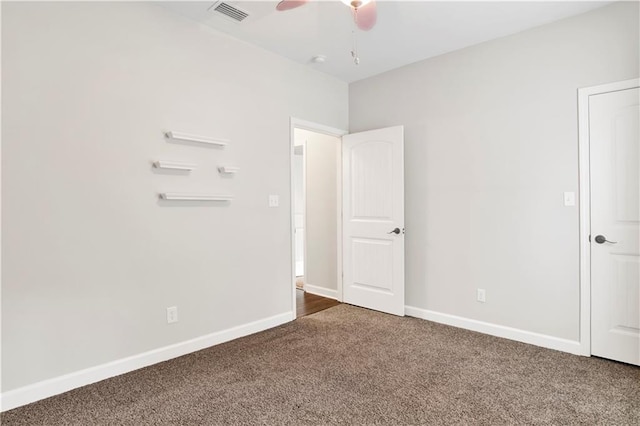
{"left": 213, "top": 2, "right": 249, "bottom": 22}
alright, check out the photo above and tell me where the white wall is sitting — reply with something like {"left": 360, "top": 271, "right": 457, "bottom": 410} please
{"left": 293, "top": 149, "right": 305, "bottom": 219}
{"left": 349, "top": 2, "right": 639, "bottom": 341}
{"left": 295, "top": 129, "right": 340, "bottom": 296}
{"left": 1, "top": 2, "right": 347, "bottom": 394}
{"left": 293, "top": 147, "right": 305, "bottom": 276}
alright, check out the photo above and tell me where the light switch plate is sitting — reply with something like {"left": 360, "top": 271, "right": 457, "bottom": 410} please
{"left": 268, "top": 195, "right": 279, "bottom": 207}
{"left": 166, "top": 306, "right": 178, "bottom": 324}
{"left": 564, "top": 192, "right": 576, "bottom": 206}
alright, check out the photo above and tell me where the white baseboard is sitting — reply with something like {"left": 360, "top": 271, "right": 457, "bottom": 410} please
{"left": 304, "top": 284, "right": 338, "bottom": 300}
{"left": 0, "top": 311, "right": 293, "bottom": 412}
{"left": 404, "top": 306, "right": 582, "bottom": 356}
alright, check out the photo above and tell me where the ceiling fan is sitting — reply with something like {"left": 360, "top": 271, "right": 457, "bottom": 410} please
{"left": 275, "top": 0, "right": 377, "bottom": 32}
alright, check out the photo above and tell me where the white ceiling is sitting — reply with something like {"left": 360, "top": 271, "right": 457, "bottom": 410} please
{"left": 162, "top": 1, "right": 612, "bottom": 83}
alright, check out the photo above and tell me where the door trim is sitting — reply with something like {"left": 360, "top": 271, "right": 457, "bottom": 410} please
{"left": 577, "top": 78, "right": 640, "bottom": 356}
{"left": 289, "top": 118, "right": 347, "bottom": 320}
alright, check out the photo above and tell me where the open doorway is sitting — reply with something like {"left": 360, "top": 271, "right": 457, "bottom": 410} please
{"left": 291, "top": 119, "right": 346, "bottom": 318}
{"left": 293, "top": 142, "right": 305, "bottom": 288}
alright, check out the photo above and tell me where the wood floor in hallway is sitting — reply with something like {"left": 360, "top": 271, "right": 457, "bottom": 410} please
{"left": 296, "top": 288, "right": 340, "bottom": 318}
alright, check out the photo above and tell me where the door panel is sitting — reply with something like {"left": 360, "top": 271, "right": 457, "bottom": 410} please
{"left": 342, "top": 126, "right": 404, "bottom": 316}
{"left": 351, "top": 141, "right": 394, "bottom": 219}
{"left": 590, "top": 87, "right": 640, "bottom": 366}
{"left": 352, "top": 238, "right": 394, "bottom": 292}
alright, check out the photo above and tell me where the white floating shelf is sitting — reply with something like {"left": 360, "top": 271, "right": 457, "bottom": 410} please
{"left": 218, "top": 166, "right": 240, "bottom": 174}
{"left": 165, "top": 131, "right": 229, "bottom": 147}
{"left": 159, "top": 193, "right": 234, "bottom": 201}
{"left": 153, "top": 160, "right": 196, "bottom": 171}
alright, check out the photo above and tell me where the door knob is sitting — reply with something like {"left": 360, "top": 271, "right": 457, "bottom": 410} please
{"left": 387, "top": 227, "right": 401, "bottom": 235}
{"left": 594, "top": 235, "right": 617, "bottom": 244}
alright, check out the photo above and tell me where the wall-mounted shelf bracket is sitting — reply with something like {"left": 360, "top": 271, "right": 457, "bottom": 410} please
{"left": 153, "top": 160, "right": 196, "bottom": 171}
{"left": 159, "top": 193, "right": 234, "bottom": 201}
{"left": 165, "top": 131, "right": 229, "bottom": 147}
{"left": 218, "top": 166, "right": 240, "bottom": 174}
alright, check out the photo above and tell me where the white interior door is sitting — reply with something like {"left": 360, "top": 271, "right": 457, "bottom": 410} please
{"left": 342, "top": 126, "right": 404, "bottom": 316}
{"left": 590, "top": 86, "right": 640, "bottom": 366}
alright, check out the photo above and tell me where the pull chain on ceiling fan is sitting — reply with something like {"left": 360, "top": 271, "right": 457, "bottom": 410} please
{"left": 351, "top": 6, "right": 361, "bottom": 65}
{"left": 276, "top": 0, "right": 378, "bottom": 66}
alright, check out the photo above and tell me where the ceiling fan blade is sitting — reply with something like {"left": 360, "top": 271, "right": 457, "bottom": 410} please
{"left": 276, "top": 0, "right": 310, "bottom": 12}
{"left": 354, "top": 0, "right": 377, "bottom": 31}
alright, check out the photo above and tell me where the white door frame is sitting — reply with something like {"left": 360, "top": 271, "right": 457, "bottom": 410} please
{"left": 577, "top": 77, "right": 640, "bottom": 356}
{"left": 289, "top": 118, "right": 348, "bottom": 319}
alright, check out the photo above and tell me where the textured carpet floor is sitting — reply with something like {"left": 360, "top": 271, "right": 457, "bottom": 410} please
{"left": 2, "top": 304, "right": 639, "bottom": 425}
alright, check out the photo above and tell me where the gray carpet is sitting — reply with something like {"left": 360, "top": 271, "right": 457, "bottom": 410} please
{"left": 2, "top": 304, "right": 639, "bottom": 425}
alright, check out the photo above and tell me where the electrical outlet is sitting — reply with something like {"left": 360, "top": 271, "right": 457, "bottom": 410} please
{"left": 477, "top": 289, "right": 486, "bottom": 303}
{"left": 563, "top": 191, "right": 576, "bottom": 206}
{"left": 166, "top": 306, "right": 178, "bottom": 324}
{"left": 268, "top": 194, "right": 279, "bottom": 207}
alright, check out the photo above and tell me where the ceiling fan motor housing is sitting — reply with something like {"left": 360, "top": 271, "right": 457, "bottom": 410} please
{"left": 341, "top": 0, "right": 372, "bottom": 9}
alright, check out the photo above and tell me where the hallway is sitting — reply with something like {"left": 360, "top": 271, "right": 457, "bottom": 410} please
{"left": 296, "top": 289, "right": 340, "bottom": 318}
